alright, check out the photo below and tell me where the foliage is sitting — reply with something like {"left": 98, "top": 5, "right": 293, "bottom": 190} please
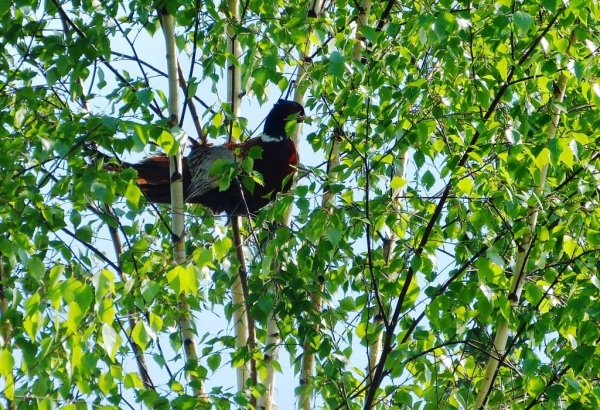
{"left": 1, "top": 0, "right": 600, "bottom": 409}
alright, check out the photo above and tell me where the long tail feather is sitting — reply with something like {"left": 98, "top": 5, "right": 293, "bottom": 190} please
{"left": 129, "top": 155, "right": 190, "bottom": 204}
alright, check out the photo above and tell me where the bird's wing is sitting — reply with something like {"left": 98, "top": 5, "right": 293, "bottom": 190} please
{"left": 186, "top": 144, "right": 237, "bottom": 200}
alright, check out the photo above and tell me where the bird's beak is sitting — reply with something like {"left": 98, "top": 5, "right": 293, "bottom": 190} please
{"left": 296, "top": 111, "right": 307, "bottom": 123}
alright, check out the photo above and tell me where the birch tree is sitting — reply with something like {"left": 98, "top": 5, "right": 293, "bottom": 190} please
{"left": 1, "top": 1, "right": 600, "bottom": 409}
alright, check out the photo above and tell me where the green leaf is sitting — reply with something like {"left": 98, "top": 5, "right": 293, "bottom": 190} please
{"left": 102, "top": 324, "right": 121, "bottom": 362}
{"left": 70, "top": 209, "right": 81, "bottom": 228}
{"left": 534, "top": 148, "right": 551, "bottom": 169}
{"left": 525, "top": 375, "right": 545, "bottom": 396}
{"left": 0, "top": 349, "right": 14, "bottom": 377}
{"left": 496, "top": 58, "right": 509, "bottom": 81}
{"left": 98, "top": 299, "right": 116, "bottom": 324}
{"left": 207, "top": 354, "right": 221, "bottom": 372}
{"left": 247, "top": 145, "right": 263, "bottom": 159}
{"left": 562, "top": 235, "right": 578, "bottom": 256}
{"left": 129, "top": 122, "right": 149, "bottom": 149}
{"left": 421, "top": 170, "right": 436, "bottom": 190}
{"left": 46, "top": 68, "right": 59, "bottom": 86}
{"left": 67, "top": 301, "right": 84, "bottom": 333}
{"left": 27, "top": 256, "right": 45, "bottom": 281}
{"left": 457, "top": 178, "right": 473, "bottom": 195}
{"left": 131, "top": 321, "right": 153, "bottom": 350}
{"left": 558, "top": 139, "right": 575, "bottom": 168}
{"left": 156, "top": 129, "right": 179, "bottom": 155}
{"left": 390, "top": 176, "right": 406, "bottom": 189}
{"left": 135, "top": 89, "right": 153, "bottom": 106}
{"left": 125, "top": 182, "right": 143, "bottom": 210}
{"left": 141, "top": 279, "right": 161, "bottom": 302}
{"left": 167, "top": 265, "right": 199, "bottom": 295}
{"left": 513, "top": 11, "right": 532, "bottom": 33}
{"left": 213, "top": 237, "right": 233, "bottom": 260}
{"left": 327, "top": 228, "right": 341, "bottom": 248}
{"left": 241, "top": 155, "right": 254, "bottom": 174}
{"left": 149, "top": 313, "right": 163, "bottom": 334}
{"left": 339, "top": 297, "right": 356, "bottom": 312}
{"left": 328, "top": 51, "right": 346, "bottom": 78}
{"left": 76, "top": 225, "right": 93, "bottom": 243}
{"left": 586, "top": 229, "right": 600, "bottom": 246}
{"left": 212, "top": 112, "right": 223, "bottom": 127}
{"left": 0, "top": 2, "right": 10, "bottom": 16}
{"left": 252, "top": 294, "right": 274, "bottom": 324}
{"left": 98, "top": 372, "right": 114, "bottom": 396}
{"left": 90, "top": 182, "right": 114, "bottom": 203}
{"left": 124, "top": 373, "right": 144, "bottom": 389}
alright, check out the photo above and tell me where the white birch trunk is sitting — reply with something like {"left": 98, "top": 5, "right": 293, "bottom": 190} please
{"left": 473, "top": 32, "right": 574, "bottom": 408}
{"left": 225, "top": 0, "right": 252, "bottom": 396}
{"left": 161, "top": 11, "right": 204, "bottom": 398}
{"left": 295, "top": 1, "right": 327, "bottom": 409}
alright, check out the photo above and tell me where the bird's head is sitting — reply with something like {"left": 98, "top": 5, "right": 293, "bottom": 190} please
{"left": 262, "top": 99, "right": 305, "bottom": 142}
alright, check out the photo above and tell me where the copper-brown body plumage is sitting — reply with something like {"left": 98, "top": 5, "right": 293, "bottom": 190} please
{"left": 132, "top": 100, "right": 304, "bottom": 215}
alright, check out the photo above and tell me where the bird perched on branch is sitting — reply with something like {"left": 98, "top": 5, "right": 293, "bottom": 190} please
{"left": 130, "top": 99, "right": 304, "bottom": 216}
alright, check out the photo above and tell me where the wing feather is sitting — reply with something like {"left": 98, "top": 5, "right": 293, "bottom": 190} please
{"left": 186, "top": 145, "right": 237, "bottom": 201}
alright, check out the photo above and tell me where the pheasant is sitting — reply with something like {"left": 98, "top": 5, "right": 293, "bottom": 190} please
{"left": 132, "top": 99, "right": 304, "bottom": 215}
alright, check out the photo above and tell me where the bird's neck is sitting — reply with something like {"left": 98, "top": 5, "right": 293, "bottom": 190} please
{"left": 262, "top": 119, "right": 289, "bottom": 142}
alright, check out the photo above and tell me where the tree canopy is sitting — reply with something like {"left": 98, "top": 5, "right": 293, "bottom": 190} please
{"left": 2, "top": 0, "right": 600, "bottom": 409}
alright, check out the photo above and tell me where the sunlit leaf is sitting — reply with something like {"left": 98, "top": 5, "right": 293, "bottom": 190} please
{"left": 513, "top": 11, "right": 533, "bottom": 33}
